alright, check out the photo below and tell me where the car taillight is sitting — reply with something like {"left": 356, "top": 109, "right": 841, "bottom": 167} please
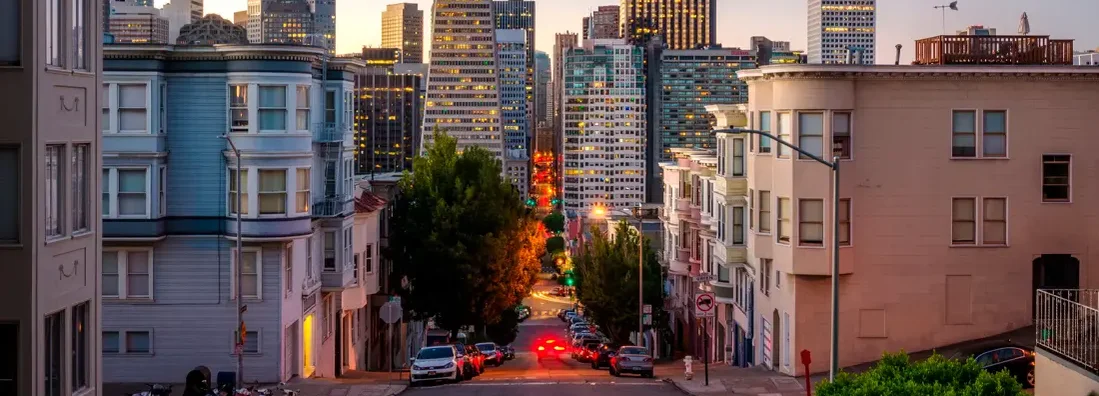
{"left": 643, "top": 357, "right": 653, "bottom": 362}
{"left": 538, "top": 346, "right": 545, "bottom": 351}
{"left": 554, "top": 346, "right": 565, "bottom": 351}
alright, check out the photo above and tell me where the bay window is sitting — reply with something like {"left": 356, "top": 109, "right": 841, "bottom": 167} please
{"left": 117, "top": 169, "right": 148, "bottom": 216}
{"left": 45, "top": 145, "right": 64, "bottom": 239}
{"left": 776, "top": 113, "right": 791, "bottom": 158}
{"left": 229, "top": 84, "right": 248, "bottom": 132}
{"left": 798, "top": 199, "right": 824, "bottom": 246}
{"left": 296, "top": 85, "right": 311, "bottom": 130}
{"left": 731, "top": 138, "right": 745, "bottom": 176}
{"left": 732, "top": 206, "right": 745, "bottom": 245}
{"left": 46, "top": 0, "right": 63, "bottom": 67}
{"left": 343, "top": 228, "right": 353, "bottom": 269}
{"left": 118, "top": 84, "right": 148, "bottom": 133}
{"left": 228, "top": 168, "right": 248, "bottom": 215}
{"left": 71, "top": 144, "right": 89, "bottom": 233}
{"left": 44, "top": 311, "right": 63, "bottom": 396}
{"left": 777, "top": 197, "right": 791, "bottom": 243}
{"left": 258, "top": 85, "right": 287, "bottom": 131}
{"left": 296, "top": 168, "right": 310, "bottom": 213}
{"left": 101, "top": 84, "right": 110, "bottom": 132}
{"left": 798, "top": 113, "right": 824, "bottom": 159}
{"left": 258, "top": 169, "right": 287, "bottom": 215}
{"left": 71, "top": 302, "right": 89, "bottom": 392}
{"left": 323, "top": 231, "right": 336, "bottom": 271}
{"left": 325, "top": 91, "right": 336, "bottom": 123}
{"left": 70, "top": 0, "right": 87, "bottom": 71}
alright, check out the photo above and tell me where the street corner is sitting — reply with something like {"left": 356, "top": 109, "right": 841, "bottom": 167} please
{"left": 292, "top": 383, "right": 408, "bottom": 396}
{"left": 662, "top": 377, "right": 728, "bottom": 395}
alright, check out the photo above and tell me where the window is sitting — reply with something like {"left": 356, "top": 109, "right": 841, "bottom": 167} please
{"left": 230, "top": 85, "right": 248, "bottom": 131}
{"left": 353, "top": 254, "right": 360, "bottom": 281}
{"left": 732, "top": 206, "right": 745, "bottom": 245}
{"left": 982, "top": 198, "right": 1007, "bottom": 245}
{"left": 158, "top": 166, "right": 166, "bottom": 216}
{"left": 284, "top": 244, "right": 293, "bottom": 295}
{"left": 365, "top": 244, "right": 374, "bottom": 273}
{"left": 233, "top": 330, "right": 259, "bottom": 354}
{"left": 776, "top": 113, "right": 791, "bottom": 158}
{"left": 232, "top": 248, "right": 261, "bottom": 299}
{"left": 982, "top": 111, "right": 1006, "bottom": 157}
{"left": 951, "top": 198, "right": 976, "bottom": 245}
{"left": 323, "top": 294, "right": 334, "bottom": 339}
{"left": 324, "top": 161, "right": 337, "bottom": 197}
{"left": 344, "top": 160, "right": 354, "bottom": 198}
{"left": 798, "top": 199, "right": 824, "bottom": 245}
{"left": 731, "top": 138, "right": 745, "bottom": 177}
{"left": 118, "top": 84, "right": 148, "bottom": 133}
{"left": 102, "top": 331, "right": 119, "bottom": 353}
{"left": 324, "top": 91, "right": 337, "bottom": 123}
{"left": 718, "top": 264, "right": 729, "bottom": 283}
{"left": 306, "top": 236, "right": 315, "bottom": 280}
{"left": 798, "top": 113, "right": 824, "bottom": 159}
{"left": 716, "top": 203, "right": 726, "bottom": 242}
{"left": 70, "top": 0, "right": 87, "bottom": 70}
{"left": 716, "top": 139, "right": 725, "bottom": 175}
{"left": 258, "top": 169, "right": 287, "bottom": 215}
{"left": 758, "top": 112, "right": 772, "bottom": 153}
{"left": 0, "top": 146, "right": 15, "bottom": 244}
{"left": 839, "top": 199, "right": 851, "bottom": 245}
{"left": 125, "top": 331, "right": 151, "bottom": 354}
{"left": 759, "top": 259, "right": 772, "bottom": 296}
{"left": 296, "top": 86, "right": 311, "bottom": 130}
{"left": 343, "top": 228, "right": 353, "bottom": 269}
{"left": 71, "top": 302, "right": 89, "bottom": 392}
{"left": 101, "top": 84, "right": 110, "bottom": 132}
{"left": 44, "top": 311, "right": 63, "bottom": 396}
{"left": 1042, "top": 155, "right": 1070, "bottom": 202}
{"left": 833, "top": 112, "right": 851, "bottom": 159}
{"left": 45, "top": 145, "right": 64, "bottom": 239}
{"left": 951, "top": 110, "right": 976, "bottom": 157}
{"left": 323, "top": 231, "right": 336, "bottom": 271}
{"left": 46, "top": 0, "right": 63, "bottom": 67}
{"left": 758, "top": 190, "right": 771, "bottom": 233}
{"left": 777, "top": 197, "right": 791, "bottom": 243}
{"left": 228, "top": 168, "right": 248, "bottom": 215}
{"left": 748, "top": 189, "right": 754, "bottom": 230}
{"left": 158, "top": 83, "right": 166, "bottom": 134}
{"left": 258, "top": 86, "right": 287, "bottom": 131}
{"left": 102, "top": 249, "right": 153, "bottom": 299}
{"left": 117, "top": 169, "right": 148, "bottom": 216}
{"left": 71, "top": 151, "right": 93, "bottom": 230}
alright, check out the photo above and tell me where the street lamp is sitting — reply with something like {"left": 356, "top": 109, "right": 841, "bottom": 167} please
{"left": 632, "top": 205, "right": 645, "bottom": 353}
{"left": 220, "top": 134, "right": 245, "bottom": 385}
{"left": 705, "top": 105, "right": 842, "bottom": 381}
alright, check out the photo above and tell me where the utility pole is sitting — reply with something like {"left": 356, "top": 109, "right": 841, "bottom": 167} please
{"left": 222, "top": 135, "right": 244, "bottom": 386}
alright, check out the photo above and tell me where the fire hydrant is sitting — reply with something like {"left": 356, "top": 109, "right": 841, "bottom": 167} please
{"left": 683, "top": 355, "right": 694, "bottom": 380}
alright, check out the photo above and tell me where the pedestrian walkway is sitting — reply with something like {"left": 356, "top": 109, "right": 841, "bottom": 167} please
{"left": 655, "top": 363, "right": 811, "bottom": 396}
{"left": 289, "top": 383, "right": 406, "bottom": 396}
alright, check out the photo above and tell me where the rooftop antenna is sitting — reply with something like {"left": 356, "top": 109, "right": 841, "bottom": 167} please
{"left": 933, "top": 1, "right": 959, "bottom": 35}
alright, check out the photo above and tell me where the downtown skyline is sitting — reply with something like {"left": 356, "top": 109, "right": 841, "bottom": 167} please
{"left": 159, "top": 0, "right": 1097, "bottom": 64}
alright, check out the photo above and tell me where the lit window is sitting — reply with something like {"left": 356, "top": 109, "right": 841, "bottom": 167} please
{"left": 230, "top": 84, "right": 249, "bottom": 131}
{"left": 296, "top": 85, "right": 311, "bottom": 130}
{"left": 296, "top": 168, "right": 310, "bottom": 213}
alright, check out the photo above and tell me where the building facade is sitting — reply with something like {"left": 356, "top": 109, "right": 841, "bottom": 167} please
{"left": 807, "top": 0, "right": 876, "bottom": 64}
{"left": 498, "top": 29, "right": 531, "bottom": 199}
{"left": 308, "top": 0, "right": 336, "bottom": 54}
{"left": 0, "top": 0, "right": 103, "bottom": 394}
{"left": 619, "top": 0, "right": 715, "bottom": 49}
{"left": 234, "top": 10, "right": 248, "bottom": 27}
{"left": 552, "top": 32, "right": 579, "bottom": 197}
{"left": 714, "top": 62, "right": 1099, "bottom": 375}
{"left": 108, "top": 4, "right": 170, "bottom": 44}
{"left": 583, "top": 5, "right": 620, "bottom": 40}
{"left": 247, "top": 0, "right": 316, "bottom": 47}
{"left": 534, "top": 51, "right": 551, "bottom": 125}
{"left": 381, "top": 3, "right": 424, "bottom": 64}
{"left": 176, "top": 14, "right": 250, "bottom": 45}
{"left": 422, "top": 0, "right": 503, "bottom": 159}
{"left": 562, "top": 39, "right": 647, "bottom": 214}
{"left": 357, "top": 68, "right": 422, "bottom": 175}
{"left": 493, "top": 0, "right": 536, "bottom": 160}
{"left": 101, "top": 44, "right": 365, "bottom": 383}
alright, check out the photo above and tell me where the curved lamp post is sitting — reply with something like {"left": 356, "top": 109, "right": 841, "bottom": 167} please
{"left": 705, "top": 105, "right": 842, "bottom": 381}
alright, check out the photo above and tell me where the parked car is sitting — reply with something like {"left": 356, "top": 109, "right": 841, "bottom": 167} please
{"left": 464, "top": 345, "right": 487, "bottom": 374}
{"left": 558, "top": 309, "right": 575, "bottom": 321}
{"left": 476, "top": 342, "right": 504, "bottom": 367}
{"left": 609, "top": 346, "right": 654, "bottom": 378}
{"left": 950, "top": 342, "right": 1036, "bottom": 388}
{"left": 590, "top": 343, "right": 621, "bottom": 369}
{"left": 535, "top": 337, "right": 567, "bottom": 361}
{"left": 410, "top": 345, "right": 463, "bottom": 385}
{"left": 575, "top": 340, "right": 602, "bottom": 362}
{"left": 450, "top": 343, "right": 477, "bottom": 379}
{"left": 501, "top": 345, "right": 515, "bottom": 360}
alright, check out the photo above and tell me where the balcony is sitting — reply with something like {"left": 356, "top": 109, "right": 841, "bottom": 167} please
{"left": 313, "top": 196, "right": 353, "bottom": 217}
{"left": 314, "top": 122, "right": 350, "bottom": 143}
{"left": 302, "top": 274, "right": 321, "bottom": 296}
{"left": 675, "top": 198, "right": 691, "bottom": 214}
{"left": 1035, "top": 289, "right": 1099, "bottom": 374}
{"left": 914, "top": 35, "right": 1073, "bottom": 65}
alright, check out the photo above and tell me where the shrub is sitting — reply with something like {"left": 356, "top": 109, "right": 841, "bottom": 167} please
{"left": 816, "top": 352, "right": 1028, "bottom": 396}
{"left": 546, "top": 236, "right": 566, "bottom": 253}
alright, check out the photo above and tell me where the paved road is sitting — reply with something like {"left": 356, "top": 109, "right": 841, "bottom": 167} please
{"left": 403, "top": 282, "right": 682, "bottom": 395}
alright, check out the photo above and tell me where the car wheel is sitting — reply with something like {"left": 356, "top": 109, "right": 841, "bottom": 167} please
{"left": 610, "top": 366, "right": 619, "bottom": 377}
{"left": 644, "top": 371, "right": 654, "bottom": 379}
{"left": 591, "top": 361, "right": 598, "bottom": 369}
{"left": 1026, "top": 368, "right": 1035, "bottom": 388}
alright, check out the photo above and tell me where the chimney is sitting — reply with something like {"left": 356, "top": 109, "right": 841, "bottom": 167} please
{"left": 895, "top": 44, "right": 903, "bottom": 65}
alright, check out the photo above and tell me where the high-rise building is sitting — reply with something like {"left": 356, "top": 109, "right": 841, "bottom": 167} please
{"left": 1, "top": 0, "right": 103, "bottom": 394}
{"left": 108, "top": 4, "right": 170, "bottom": 44}
{"left": 190, "top": 0, "right": 203, "bottom": 20}
{"left": 807, "top": 0, "right": 876, "bottom": 64}
{"left": 552, "top": 32, "right": 578, "bottom": 199}
{"left": 493, "top": 0, "right": 536, "bottom": 158}
{"left": 358, "top": 68, "right": 423, "bottom": 175}
{"left": 381, "top": 3, "right": 424, "bottom": 64}
{"left": 497, "top": 29, "right": 530, "bottom": 199}
{"left": 163, "top": 0, "right": 197, "bottom": 43}
{"left": 234, "top": 10, "right": 249, "bottom": 27}
{"left": 308, "top": 0, "right": 336, "bottom": 54}
{"left": 619, "top": 0, "right": 715, "bottom": 49}
{"left": 362, "top": 47, "right": 400, "bottom": 68}
{"left": 534, "top": 51, "right": 551, "bottom": 125}
{"left": 562, "top": 39, "right": 647, "bottom": 214}
{"left": 422, "top": 0, "right": 503, "bottom": 159}
{"left": 247, "top": 0, "right": 317, "bottom": 47}
{"left": 583, "top": 5, "right": 620, "bottom": 40}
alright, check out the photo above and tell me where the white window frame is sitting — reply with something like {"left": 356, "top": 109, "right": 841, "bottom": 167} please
{"left": 229, "top": 84, "right": 249, "bottom": 132}
{"left": 102, "top": 84, "right": 111, "bottom": 133}
{"left": 343, "top": 227, "right": 353, "bottom": 270}
{"left": 231, "top": 247, "right": 263, "bottom": 300}
{"left": 950, "top": 109, "right": 978, "bottom": 159}
{"left": 296, "top": 168, "right": 311, "bottom": 214}
{"left": 323, "top": 230, "right": 337, "bottom": 271}
{"left": 71, "top": 143, "right": 90, "bottom": 234}
{"left": 832, "top": 111, "right": 852, "bottom": 160}
{"left": 231, "top": 329, "right": 261, "bottom": 355}
{"left": 343, "top": 159, "right": 354, "bottom": 199}
{"left": 284, "top": 243, "right": 293, "bottom": 297}
{"left": 758, "top": 190, "right": 771, "bottom": 234}
{"left": 365, "top": 243, "right": 374, "bottom": 274}
{"left": 227, "top": 167, "right": 248, "bottom": 216}
{"left": 732, "top": 206, "right": 745, "bottom": 246}
{"left": 731, "top": 138, "right": 745, "bottom": 177}
{"left": 950, "top": 197, "right": 977, "bottom": 246}
{"left": 46, "top": 0, "right": 64, "bottom": 68}
{"left": 119, "top": 330, "right": 154, "bottom": 354}
{"left": 777, "top": 196, "right": 791, "bottom": 243}
{"left": 776, "top": 112, "right": 791, "bottom": 158}
{"left": 323, "top": 294, "right": 334, "bottom": 340}
{"left": 797, "top": 112, "right": 824, "bottom": 160}
{"left": 716, "top": 203, "right": 726, "bottom": 242}
{"left": 158, "top": 82, "right": 167, "bottom": 134}
{"left": 116, "top": 83, "right": 150, "bottom": 134}
{"left": 758, "top": 111, "right": 772, "bottom": 154}
{"left": 716, "top": 139, "right": 726, "bottom": 176}
{"left": 257, "top": 168, "right": 288, "bottom": 216}
{"left": 981, "top": 110, "right": 1008, "bottom": 158}
{"left": 102, "top": 248, "right": 155, "bottom": 300}
{"left": 257, "top": 85, "right": 288, "bottom": 133}
{"left": 102, "top": 167, "right": 151, "bottom": 219}
{"left": 295, "top": 85, "right": 311, "bottom": 131}
{"left": 158, "top": 165, "right": 166, "bottom": 217}
{"left": 839, "top": 198, "right": 852, "bottom": 246}
{"left": 797, "top": 199, "right": 825, "bottom": 247}
{"left": 981, "top": 197, "right": 1008, "bottom": 246}
{"left": 45, "top": 144, "right": 65, "bottom": 240}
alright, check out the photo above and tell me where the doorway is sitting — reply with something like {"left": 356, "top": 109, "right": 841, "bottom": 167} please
{"left": 771, "top": 309, "right": 781, "bottom": 371}
{"left": 1032, "top": 255, "right": 1080, "bottom": 313}
{"left": 283, "top": 322, "right": 298, "bottom": 381}
{"left": 302, "top": 314, "right": 315, "bottom": 378}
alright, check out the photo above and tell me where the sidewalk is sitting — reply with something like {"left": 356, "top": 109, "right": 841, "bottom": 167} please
{"left": 656, "top": 363, "right": 811, "bottom": 396}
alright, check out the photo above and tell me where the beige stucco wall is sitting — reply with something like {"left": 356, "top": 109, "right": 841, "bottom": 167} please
{"left": 1035, "top": 350, "right": 1099, "bottom": 396}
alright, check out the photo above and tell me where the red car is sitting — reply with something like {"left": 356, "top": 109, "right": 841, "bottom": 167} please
{"left": 534, "top": 337, "right": 567, "bottom": 361}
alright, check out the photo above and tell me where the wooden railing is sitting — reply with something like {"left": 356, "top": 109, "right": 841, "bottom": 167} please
{"left": 914, "top": 35, "right": 1074, "bottom": 65}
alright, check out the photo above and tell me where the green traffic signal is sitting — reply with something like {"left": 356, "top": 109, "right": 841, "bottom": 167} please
{"left": 565, "top": 277, "right": 574, "bottom": 286}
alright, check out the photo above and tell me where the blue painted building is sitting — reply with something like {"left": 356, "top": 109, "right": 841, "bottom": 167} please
{"left": 101, "top": 44, "right": 368, "bottom": 383}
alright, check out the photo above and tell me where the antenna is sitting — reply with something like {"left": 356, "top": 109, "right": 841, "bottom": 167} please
{"left": 933, "top": 1, "right": 959, "bottom": 35}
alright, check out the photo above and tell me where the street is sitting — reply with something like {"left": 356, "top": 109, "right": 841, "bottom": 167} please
{"left": 402, "top": 282, "right": 683, "bottom": 395}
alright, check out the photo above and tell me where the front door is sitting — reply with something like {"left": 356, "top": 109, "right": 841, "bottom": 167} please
{"left": 283, "top": 323, "right": 296, "bottom": 381}
{"left": 1032, "top": 255, "right": 1080, "bottom": 314}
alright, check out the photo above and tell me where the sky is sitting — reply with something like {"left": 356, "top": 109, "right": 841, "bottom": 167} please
{"left": 164, "top": 0, "right": 1098, "bottom": 65}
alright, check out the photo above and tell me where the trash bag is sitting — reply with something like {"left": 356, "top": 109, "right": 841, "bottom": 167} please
{"left": 182, "top": 369, "right": 209, "bottom": 396}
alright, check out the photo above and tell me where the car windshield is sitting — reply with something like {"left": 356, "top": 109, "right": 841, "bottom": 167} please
{"left": 417, "top": 347, "right": 454, "bottom": 360}
{"left": 620, "top": 347, "right": 648, "bottom": 355}
{"left": 476, "top": 343, "right": 496, "bottom": 351}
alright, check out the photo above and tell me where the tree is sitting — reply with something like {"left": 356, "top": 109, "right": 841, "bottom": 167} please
{"left": 545, "top": 236, "right": 565, "bottom": 253}
{"left": 542, "top": 212, "right": 565, "bottom": 234}
{"left": 485, "top": 307, "right": 521, "bottom": 346}
{"left": 817, "top": 352, "right": 1028, "bottom": 396}
{"left": 573, "top": 221, "right": 667, "bottom": 344}
{"left": 386, "top": 128, "right": 545, "bottom": 335}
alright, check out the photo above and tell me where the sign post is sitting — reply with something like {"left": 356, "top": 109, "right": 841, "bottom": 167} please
{"left": 694, "top": 292, "right": 715, "bottom": 386}
{"left": 380, "top": 300, "right": 403, "bottom": 380}
{"left": 801, "top": 350, "right": 812, "bottom": 396}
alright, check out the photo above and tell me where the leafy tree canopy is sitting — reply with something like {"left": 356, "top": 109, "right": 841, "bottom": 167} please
{"left": 817, "top": 352, "right": 1027, "bottom": 396}
{"left": 542, "top": 212, "right": 565, "bottom": 234}
{"left": 485, "top": 307, "right": 521, "bottom": 346}
{"left": 573, "top": 221, "right": 667, "bottom": 344}
{"left": 546, "top": 236, "right": 566, "bottom": 253}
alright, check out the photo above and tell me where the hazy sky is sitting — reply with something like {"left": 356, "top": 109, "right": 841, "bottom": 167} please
{"left": 163, "top": 0, "right": 1098, "bottom": 64}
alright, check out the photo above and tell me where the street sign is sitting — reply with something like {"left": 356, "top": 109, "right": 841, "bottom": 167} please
{"left": 694, "top": 274, "right": 715, "bottom": 283}
{"left": 642, "top": 304, "right": 652, "bottom": 314}
{"left": 642, "top": 314, "right": 652, "bottom": 325}
{"left": 380, "top": 301, "right": 402, "bottom": 324}
{"left": 694, "top": 292, "right": 716, "bottom": 318}
{"left": 388, "top": 296, "right": 401, "bottom": 304}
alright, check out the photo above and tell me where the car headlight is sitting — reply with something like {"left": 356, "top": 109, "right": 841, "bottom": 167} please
{"left": 442, "top": 362, "right": 454, "bottom": 369}
{"left": 412, "top": 365, "right": 424, "bottom": 370}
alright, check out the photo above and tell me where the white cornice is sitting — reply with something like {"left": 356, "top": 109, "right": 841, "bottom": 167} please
{"left": 738, "top": 64, "right": 1099, "bottom": 81}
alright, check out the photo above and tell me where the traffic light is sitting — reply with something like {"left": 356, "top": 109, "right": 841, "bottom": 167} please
{"left": 526, "top": 198, "right": 535, "bottom": 206}
{"left": 565, "top": 277, "right": 574, "bottom": 286}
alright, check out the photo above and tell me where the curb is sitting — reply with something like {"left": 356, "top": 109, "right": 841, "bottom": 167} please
{"left": 661, "top": 378, "right": 694, "bottom": 395}
{"left": 384, "top": 384, "right": 408, "bottom": 395}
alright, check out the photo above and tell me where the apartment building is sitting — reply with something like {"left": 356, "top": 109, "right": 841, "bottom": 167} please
{"left": 108, "top": 4, "right": 170, "bottom": 44}
{"left": 807, "top": 0, "right": 877, "bottom": 64}
{"left": 619, "top": 0, "right": 715, "bottom": 49}
{"left": 498, "top": 29, "right": 531, "bottom": 199}
{"left": 584, "top": 5, "right": 620, "bottom": 40}
{"left": 101, "top": 44, "right": 365, "bottom": 383}
{"left": 707, "top": 45, "right": 1099, "bottom": 375}
{"left": 562, "top": 39, "right": 647, "bottom": 214}
{"left": 0, "top": 0, "right": 103, "bottom": 395}
{"left": 381, "top": 3, "right": 424, "bottom": 64}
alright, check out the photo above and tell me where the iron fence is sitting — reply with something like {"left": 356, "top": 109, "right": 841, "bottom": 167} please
{"left": 1035, "top": 289, "right": 1099, "bottom": 374}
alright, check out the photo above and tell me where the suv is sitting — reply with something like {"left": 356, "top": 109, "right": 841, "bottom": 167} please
{"left": 411, "top": 345, "right": 462, "bottom": 385}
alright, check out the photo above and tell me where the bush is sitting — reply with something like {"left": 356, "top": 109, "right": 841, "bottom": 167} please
{"left": 816, "top": 352, "right": 1028, "bottom": 396}
{"left": 546, "top": 236, "right": 566, "bottom": 253}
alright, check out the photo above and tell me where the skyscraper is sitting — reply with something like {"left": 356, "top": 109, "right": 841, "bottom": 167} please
{"left": 583, "top": 5, "right": 620, "bottom": 40}
{"left": 308, "top": 0, "right": 337, "bottom": 54}
{"left": 381, "top": 3, "right": 424, "bottom": 64}
{"left": 807, "top": 0, "right": 876, "bottom": 64}
{"left": 534, "top": 51, "right": 551, "bottom": 125}
{"left": 619, "top": 0, "right": 716, "bottom": 49}
{"left": 359, "top": 68, "right": 423, "bottom": 174}
{"left": 422, "top": 0, "right": 503, "bottom": 159}
{"left": 247, "top": 0, "right": 316, "bottom": 46}
{"left": 493, "top": 0, "right": 536, "bottom": 158}
{"left": 108, "top": 4, "right": 170, "bottom": 44}
{"left": 189, "top": 0, "right": 203, "bottom": 20}
{"left": 562, "top": 39, "right": 647, "bottom": 213}
{"left": 552, "top": 32, "right": 578, "bottom": 196}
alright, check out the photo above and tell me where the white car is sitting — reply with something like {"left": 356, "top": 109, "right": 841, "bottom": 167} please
{"left": 410, "top": 346, "right": 462, "bottom": 385}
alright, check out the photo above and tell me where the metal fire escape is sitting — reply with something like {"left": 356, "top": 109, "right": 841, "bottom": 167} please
{"left": 309, "top": 33, "right": 350, "bottom": 218}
